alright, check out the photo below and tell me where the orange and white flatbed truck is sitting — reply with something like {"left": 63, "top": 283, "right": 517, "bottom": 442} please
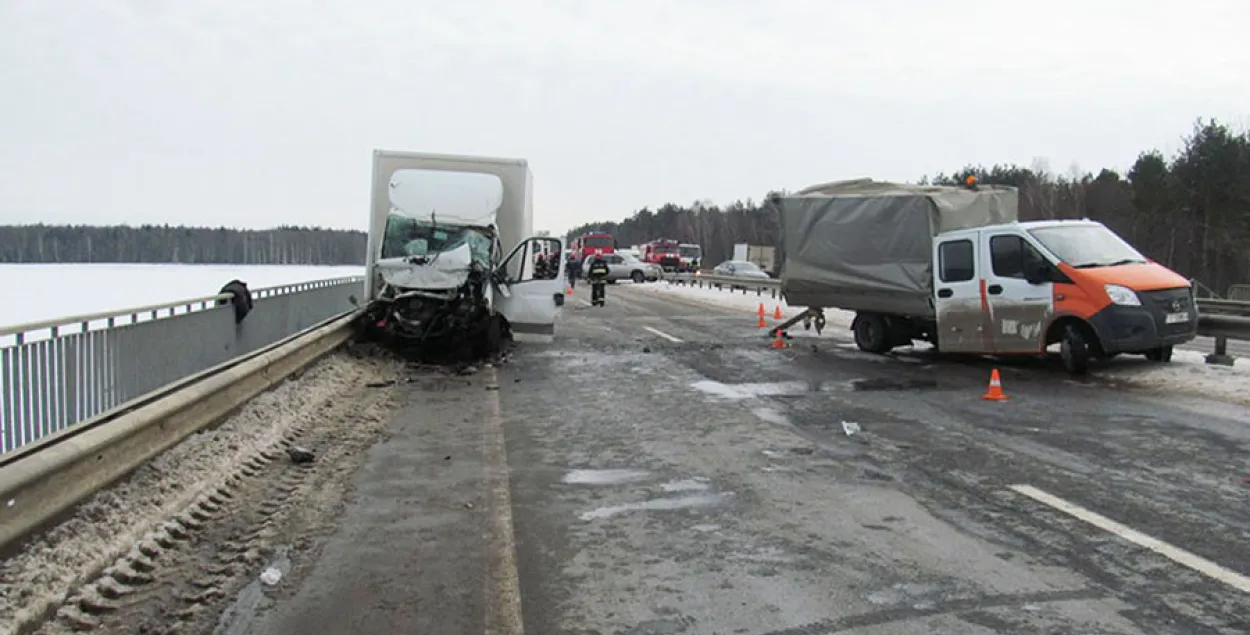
{"left": 771, "top": 178, "right": 1198, "bottom": 374}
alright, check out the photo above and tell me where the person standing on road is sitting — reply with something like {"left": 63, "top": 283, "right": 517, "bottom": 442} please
{"left": 566, "top": 253, "right": 582, "bottom": 288}
{"left": 587, "top": 254, "right": 610, "bottom": 307}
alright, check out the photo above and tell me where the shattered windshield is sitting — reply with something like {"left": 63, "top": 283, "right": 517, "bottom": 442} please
{"left": 382, "top": 212, "right": 493, "bottom": 264}
{"left": 1028, "top": 224, "right": 1147, "bottom": 268}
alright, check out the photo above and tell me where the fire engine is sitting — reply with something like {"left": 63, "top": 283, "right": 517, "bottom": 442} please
{"left": 569, "top": 232, "right": 616, "bottom": 258}
{"left": 640, "top": 238, "right": 682, "bottom": 272}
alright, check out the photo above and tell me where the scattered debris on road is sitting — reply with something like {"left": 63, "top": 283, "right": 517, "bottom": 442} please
{"left": 287, "top": 446, "right": 315, "bottom": 464}
{"left": 259, "top": 567, "right": 282, "bottom": 586}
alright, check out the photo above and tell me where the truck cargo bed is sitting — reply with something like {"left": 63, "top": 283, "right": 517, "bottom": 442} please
{"left": 775, "top": 180, "right": 1018, "bottom": 318}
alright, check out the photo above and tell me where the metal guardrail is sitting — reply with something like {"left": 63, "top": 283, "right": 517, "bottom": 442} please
{"left": 663, "top": 272, "right": 1250, "bottom": 364}
{"left": 0, "top": 310, "right": 358, "bottom": 555}
{"left": 0, "top": 276, "right": 364, "bottom": 455}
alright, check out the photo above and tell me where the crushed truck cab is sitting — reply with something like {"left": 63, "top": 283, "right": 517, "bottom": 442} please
{"left": 776, "top": 179, "right": 1197, "bottom": 373}
{"left": 362, "top": 150, "right": 564, "bottom": 357}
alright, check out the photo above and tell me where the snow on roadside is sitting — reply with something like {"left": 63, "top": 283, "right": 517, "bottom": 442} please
{"left": 634, "top": 280, "right": 856, "bottom": 335}
{"left": 629, "top": 280, "right": 1250, "bottom": 406}
{"left": 1099, "top": 349, "right": 1250, "bottom": 406}
{"left": 0, "top": 352, "right": 399, "bottom": 635}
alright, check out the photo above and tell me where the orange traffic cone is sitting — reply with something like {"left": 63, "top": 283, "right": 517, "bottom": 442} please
{"left": 771, "top": 330, "right": 786, "bottom": 349}
{"left": 981, "top": 369, "right": 1007, "bottom": 401}
{"left": 773, "top": 305, "right": 783, "bottom": 320}
{"left": 757, "top": 303, "right": 766, "bottom": 318}
{"left": 757, "top": 315, "right": 768, "bottom": 328}
{"left": 565, "top": 285, "right": 573, "bottom": 296}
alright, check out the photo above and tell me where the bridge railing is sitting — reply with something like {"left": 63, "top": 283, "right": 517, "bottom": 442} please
{"left": 0, "top": 276, "right": 364, "bottom": 455}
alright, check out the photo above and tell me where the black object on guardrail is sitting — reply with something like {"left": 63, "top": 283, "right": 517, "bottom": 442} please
{"left": 218, "top": 280, "right": 255, "bottom": 324}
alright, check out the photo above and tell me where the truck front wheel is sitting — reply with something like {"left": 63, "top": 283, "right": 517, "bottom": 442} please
{"left": 852, "top": 313, "right": 892, "bottom": 354}
{"left": 1060, "top": 325, "right": 1091, "bottom": 374}
{"left": 1145, "top": 345, "right": 1173, "bottom": 363}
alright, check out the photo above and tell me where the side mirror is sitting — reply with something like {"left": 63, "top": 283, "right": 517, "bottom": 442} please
{"left": 348, "top": 295, "right": 359, "bottom": 307}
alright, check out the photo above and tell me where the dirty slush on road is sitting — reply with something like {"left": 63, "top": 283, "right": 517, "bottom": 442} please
{"left": 0, "top": 334, "right": 515, "bottom": 635}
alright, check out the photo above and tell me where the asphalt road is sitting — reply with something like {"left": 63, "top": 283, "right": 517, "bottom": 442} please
{"left": 226, "top": 282, "right": 1250, "bottom": 635}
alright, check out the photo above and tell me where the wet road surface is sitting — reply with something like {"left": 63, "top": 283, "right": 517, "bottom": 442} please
{"left": 227, "top": 283, "right": 1250, "bottom": 635}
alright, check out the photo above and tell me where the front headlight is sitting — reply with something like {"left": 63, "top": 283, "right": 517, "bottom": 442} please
{"left": 1104, "top": 284, "right": 1141, "bottom": 306}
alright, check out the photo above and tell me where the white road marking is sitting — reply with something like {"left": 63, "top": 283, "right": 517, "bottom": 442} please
{"left": 483, "top": 367, "right": 525, "bottom": 635}
{"left": 578, "top": 299, "right": 593, "bottom": 307}
{"left": 1008, "top": 484, "right": 1250, "bottom": 594}
{"left": 643, "top": 326, "right": 684, "bottom": 342}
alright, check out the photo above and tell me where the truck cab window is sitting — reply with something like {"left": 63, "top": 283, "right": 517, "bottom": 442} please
{"left": 991, "top": 235, "right": 1047, "bottom": 280}
{"left": 990, "top": 235, "right": 1024, "bottom": 278}
{"left": 938, "top": 240, "right": 974, "bottom": 282}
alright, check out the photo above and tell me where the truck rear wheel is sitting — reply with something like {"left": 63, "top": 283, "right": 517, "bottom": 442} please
{"left": 852, "top": 313, "right": 892, "bottom": 354}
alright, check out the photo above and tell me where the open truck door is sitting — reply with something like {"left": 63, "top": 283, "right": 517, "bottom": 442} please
{"left": 495, "top": 236, "right": 565, "bottom": 336}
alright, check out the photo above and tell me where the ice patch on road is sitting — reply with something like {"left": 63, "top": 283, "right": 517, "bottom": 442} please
{"left": 750, "top": 406, "right": 792, "bottom": 427}
{"left": 562, "top": 469, "right": 651, "bottom": 485}
{"left": 578, "top": 493, "right": 729, "bottom": 520}
{"left": 691, "top": 380, "right": 809, "bottom": 399}
{"left": 660, "top": 479, "right": 711, "bottom": 493}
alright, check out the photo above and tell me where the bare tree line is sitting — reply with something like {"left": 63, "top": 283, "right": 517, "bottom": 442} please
{"left": 0, "top": 224, "right": 366, "bottom": 266}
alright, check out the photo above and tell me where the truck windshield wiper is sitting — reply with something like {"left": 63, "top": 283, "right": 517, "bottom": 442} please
{"left": 1071, "top": 258, "right": 1144, "bottom": 268}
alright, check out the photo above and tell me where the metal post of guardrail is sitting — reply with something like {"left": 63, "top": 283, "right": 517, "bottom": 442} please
{"left": 1207, "top": 336, "right": 1233, "bottom": 366}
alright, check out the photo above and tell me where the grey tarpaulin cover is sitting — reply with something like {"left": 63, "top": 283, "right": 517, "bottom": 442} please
{"left": 777, "top": 179, "right": 1019, "bottom": 318}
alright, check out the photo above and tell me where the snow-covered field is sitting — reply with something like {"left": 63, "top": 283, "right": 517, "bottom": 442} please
{"left": 631, "top": 280, "right": 1250, "bottom": 406}
{"left": 0, "top": 263, "right": 364, "bottom": 329}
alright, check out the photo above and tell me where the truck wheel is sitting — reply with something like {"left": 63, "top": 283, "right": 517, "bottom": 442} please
{"left": 1060, "top": 325, "right": 1091, "bottom": 374}
{"left": 852, "top": 313, "right": 891, "bottom": 354}
{"left": 1144, "top": 345, "right": 1173, "bottom": 363}
{"left": 631, "top": 271, "right": 645, "bottom": 283}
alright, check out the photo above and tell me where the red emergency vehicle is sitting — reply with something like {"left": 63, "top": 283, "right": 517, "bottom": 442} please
{"left": 640, "top": 239, "right": 682, "bottom": 272}
{"left": 569, "top": 232, "right": 616, "bottom": 258}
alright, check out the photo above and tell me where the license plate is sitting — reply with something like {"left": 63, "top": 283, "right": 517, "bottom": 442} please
{"left": 1165, "top": 311, "right": 1189, "bottom": 324}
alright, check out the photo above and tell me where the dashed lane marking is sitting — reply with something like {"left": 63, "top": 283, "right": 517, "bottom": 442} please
{"left": 642, "top": 326, "right": 684, "bottom": 343}
{"left": 1008, "top": 484, "right": 1250, "bottom": 595}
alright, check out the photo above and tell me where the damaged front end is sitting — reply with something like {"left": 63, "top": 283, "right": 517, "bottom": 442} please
{"left": 360, "top": 217, "right": 509, "bottom": 358}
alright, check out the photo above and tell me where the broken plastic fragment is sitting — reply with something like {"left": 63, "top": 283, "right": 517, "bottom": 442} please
{"left": 259, "top": 567, "right": 282, "bottom": 586}
{"left": 842, "top": 421, "right": 861, "bottom": 436}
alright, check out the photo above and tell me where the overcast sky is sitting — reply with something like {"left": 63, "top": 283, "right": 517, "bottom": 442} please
{"left": 2, "top": 0, "right": 1246, "bottom": 235}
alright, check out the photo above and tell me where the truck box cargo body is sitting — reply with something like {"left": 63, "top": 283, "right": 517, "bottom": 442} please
{"left": 778, "top": 180, "right": 1019, "bottom": 317}
{"left": 775, "top": 179, "right": 1196, "bottom": 373}
{"left": 362, "top": 150, "right": 564, "bottom": 354}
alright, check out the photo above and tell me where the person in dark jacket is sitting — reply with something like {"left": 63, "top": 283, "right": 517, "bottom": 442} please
{"left": 566, "top": 253, "right": 582, "bottom": 288}
{"left": 587, "top": 254, "right": 611, "bottom": 307}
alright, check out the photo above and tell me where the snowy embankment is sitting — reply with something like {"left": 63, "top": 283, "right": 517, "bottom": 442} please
{"left": 629, "top": 280, "right": 1250, "bottom": 406}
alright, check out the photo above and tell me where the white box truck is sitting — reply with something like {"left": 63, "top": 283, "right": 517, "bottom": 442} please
{"left": 360, "top": 150, "right": 565, "bottom": 356}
